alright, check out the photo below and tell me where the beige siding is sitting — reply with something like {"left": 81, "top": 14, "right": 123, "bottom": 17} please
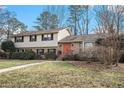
{"left": 11, "top": 29, "right": 71, "bottom": 56}
{"left": 12, "top": 33, "right": 58, "bottom": 48}
{"left": 58, "top": 29, "right": 71, "bottom": 41}
{"left": 71, "top": 43, "right": 80, "bottom": 54}
{"left": 11, "top": 29, "right": 71, "bottom": 49}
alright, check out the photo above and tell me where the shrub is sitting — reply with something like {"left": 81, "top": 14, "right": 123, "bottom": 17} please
{"left": 35, "top": 54, "right": 45, "bottom": 60}
{"left": 62, "top": 54, "right": 74, "bottom": 61}
{"left": 73, "top": 54, "right": 80, "bottom": 61}
{"left": 119, "top": 52, "right": 124, "bottom": 63}
{"left": 64, "top": 53, "right": 89, "bottom": 61}
{"left": 76, "top": 52, "right": 97, "bottom": 61}
{"left": 11, "top": 50, "right": 36, "bottom": 60}
{"left": 0, "top": 50, "right": 6, "bottom": 59}
{"left": 1, "top": 40, "right": 15, "bottom": 52}
{"left": 62, "top": 51, "right": 97, "bottom": 61}
{"left": 44, "top": 52, "right": 57, "bottom": 60}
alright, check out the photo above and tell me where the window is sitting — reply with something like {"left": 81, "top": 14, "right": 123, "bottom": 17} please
{"left": 21, "top": 49, "right": 24, "bottom": 52}
{"left": 37, "top": 49, "right": 44, "bottom": 55}
{"left": 48, "top": 49, "right": 56, "bottom": 53}
{"left": 15, "top": 36, "right": 24, "bottom": 42}
{"left": 84, "top": 42, "right": 93, "bottom": 48}
{"left": 30, "top": 35, "right": 37, "bottom": 42}
{"left": 16, "top": 49, "right": 25, "bottom": 52}
{"left": 42, "top": 34, "right": 53, "bottom": 41}
{"left": 16, "top": 49, "right": 19, "bottom": 52}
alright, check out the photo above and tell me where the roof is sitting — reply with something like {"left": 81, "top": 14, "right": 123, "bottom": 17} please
{"left": 12, "top": 28, "right": 63, "bottom": 37}
{"left": 59, "top": 34, "right": 103, "bottom": 43}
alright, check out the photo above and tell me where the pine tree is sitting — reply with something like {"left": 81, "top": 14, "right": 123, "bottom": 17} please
{"left": 34, "top": 11, "right": 58, "bottom": 30}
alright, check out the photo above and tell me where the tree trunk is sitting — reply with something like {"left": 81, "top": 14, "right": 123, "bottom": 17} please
{"left": 86, "top": 6, "right": 89, "bottom": 35}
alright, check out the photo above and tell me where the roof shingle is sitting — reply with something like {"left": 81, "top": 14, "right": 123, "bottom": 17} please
{"left": 59, "top": 34, "right": 102, "bottom": 43}
{"left": 12, "top": 28, "right": 63, "bottom": 37}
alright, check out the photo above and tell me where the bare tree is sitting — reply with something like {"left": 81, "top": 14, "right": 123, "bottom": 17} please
{"left": 68, "top": 5, "right": 85, "bottom": 35}
{"left": 94, "top": 5, "right": 124, "bottom": 66}
{"left": 0, "top": 9, "right": 27, "bottom": 40}
{"left": 81, "top": 5, "right": 91, "bottom": 35}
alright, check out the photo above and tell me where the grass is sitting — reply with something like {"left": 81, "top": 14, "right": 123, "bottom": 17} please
{"left": 0, "top": 60, "right": 39, "bottom": 69}
{"left": 0, "top": 62, "right": 124, "bottom": 88}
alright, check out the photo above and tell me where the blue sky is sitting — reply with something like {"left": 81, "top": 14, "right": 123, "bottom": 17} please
{"left": 7, "top": 5, "right": 47, "bottom": 30}
{"left": 6, "top": 5, "right": 96, "bottom": 33}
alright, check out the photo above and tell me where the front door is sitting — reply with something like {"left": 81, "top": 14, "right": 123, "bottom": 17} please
{"left": 63, "top": 43, "right": 71, "bottom": 55}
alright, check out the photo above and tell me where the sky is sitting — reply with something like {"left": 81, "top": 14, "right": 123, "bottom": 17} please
{"left": 6, "top": 5, "right": 96, "bottom": 33}
{"left": 7, "top": 5, "right": 47, "bottom": 30}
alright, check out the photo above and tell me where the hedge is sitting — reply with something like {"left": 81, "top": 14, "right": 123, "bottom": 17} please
{"left": 44, "top": 52, "right": 57, "bottom": 59}
{"left": 11, "top": 50, "right": 36, "bottom": 60}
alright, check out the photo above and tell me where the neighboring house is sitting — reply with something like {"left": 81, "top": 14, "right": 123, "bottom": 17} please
{"left": 11, "top": 28, "right": 71, "bottom": 55}
{"left": 58, "top": 34, "right": 101, "bottom": 55}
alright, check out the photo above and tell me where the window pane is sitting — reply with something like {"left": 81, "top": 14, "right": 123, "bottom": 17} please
{"left": 84, "top": 42, "right": 93, "bottom": 48}
{"left": 48, "top": 49, "right": 56, "bottom": 53}
{"left": 15, "top": 36, "right": 23, "bottom": 42}
{"left": 30, "top": 35, "right": 36, "bottom": 41}
{"left": 48, "top": 34, "right": 51, "bottom": 37}
{"left": 37, "top": 49, "right": 44, "bottom": 55}
{"left": 42, "top": 34, "right": 53, "bottom": 41}
{"left": 44, "top": 35, "right": 47, "bottom": 37}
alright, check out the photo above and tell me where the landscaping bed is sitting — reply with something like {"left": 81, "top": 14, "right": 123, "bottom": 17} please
{"left": 70, "top": 61, "right": 124, "bottom": 72}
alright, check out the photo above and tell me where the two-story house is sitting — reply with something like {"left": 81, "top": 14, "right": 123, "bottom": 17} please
{"left": 11, "top": 28, "right": 71, "bottom": 55}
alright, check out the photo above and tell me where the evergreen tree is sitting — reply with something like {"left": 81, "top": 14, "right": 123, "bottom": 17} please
{"left": 34, "top": 11, "right": 58, "bottom": 30}
{"left": 68, "top": 5, "right": 84, "bottom": 35}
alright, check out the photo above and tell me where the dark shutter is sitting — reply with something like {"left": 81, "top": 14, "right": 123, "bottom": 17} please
{"left": 30, "top": 36, "right": 31, "bottom": 41}
{"left": 22, "top": 36, "right": 24, "bottom": 42}
{"left": 48, "top": 49, "right": 49, "bottom": 53}
{"left": 15, "top": 37, "right": 17, "bottom": 42}
{"left": 42, "top": 49, "right": 44, "bottom": 54}
{"left": 37, "top": 49, "right": 38, "bottom": 54}
{"left": 51, "top": 33, "right": 53, "bottom": 40}
{"left": 35, "top": 35, "right": 37, "bottom": 41}
{"left": 42, "top": 34, "right": 44, "bottom": 41}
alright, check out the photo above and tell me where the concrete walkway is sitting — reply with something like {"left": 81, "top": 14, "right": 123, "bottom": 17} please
{"left": 0, "top": 62, "right": 46, "bottom": 74}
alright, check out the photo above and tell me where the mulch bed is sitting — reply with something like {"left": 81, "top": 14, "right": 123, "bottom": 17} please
{"left": 69, "top": 61, "right": 124, "bottom": 72}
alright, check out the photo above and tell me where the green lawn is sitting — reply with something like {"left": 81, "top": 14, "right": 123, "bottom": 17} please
{"left": 0, "top": 60, "right": 39, "bottom": 69}
{"left": 0, "top": 62, "right": 124, "bottom": 88}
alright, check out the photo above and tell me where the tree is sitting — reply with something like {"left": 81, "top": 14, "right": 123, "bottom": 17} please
{"left": 45, "top": 5, "right": 68, "bottom": 28}
{"left": 0, "top": 30, "right": 5, "bottom": 42}
{"left": 1, "top": 40, "right": 16, "bottom": 58}
{"left": 94, "top": 5, "right": 124, "bottom": 66}
{"left": 68, "top": 5, "right": 83, "bottom": 35}
{"left": 68, "top": 5, "right": 91, "bottom": 35}
{"left": 81, "top": 5, "right": 91, "bottom": 35}
{"left": 50, "top": 14, "right": 58, "bottom": 29}
{"left": 0, "top": 9, "right": 27, "bottom": 40}
{"left": 34, "top": 11, "right": 58, "bottom": 30}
